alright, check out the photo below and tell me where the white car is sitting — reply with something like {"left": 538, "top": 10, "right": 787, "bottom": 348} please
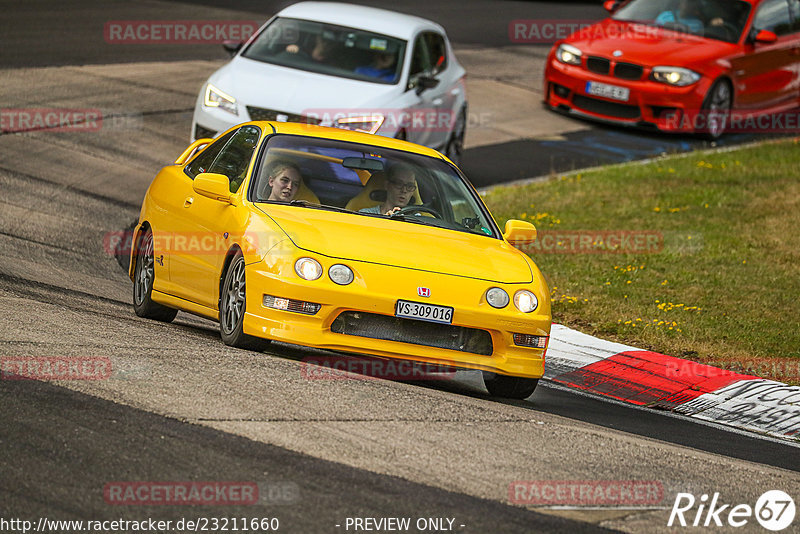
{"left": 192, "top": 2, "right": 468, "bottom": 164}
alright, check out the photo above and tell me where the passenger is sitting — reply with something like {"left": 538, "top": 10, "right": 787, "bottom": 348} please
{"left": 285, "top": 34, "right": 335, "bottom": 63}
{"left": 355, "top": 51, "right": 398, "bottom": 82}
{"left": 311, "top": 34, "right": 335, "bottom": 62}
{"left": 264, "top": 160, "right": 303, "bottom": 202}
{"left": 654, "top": 0, "right": 705, "bottom": 33}
{"left": 360, "top": 163, "right": 417, "bottom": 215}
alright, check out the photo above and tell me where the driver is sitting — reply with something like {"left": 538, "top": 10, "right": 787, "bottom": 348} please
{"left": 264, "top": 160, "right": 303, "bottom": 202}
{"left": 655, "top": 0, "right": 704, "bottom": 33}
{"left": 360, "top": 162, "right": 417, "bottom": 215}
{"left": 655, "top": 0, "right": 725, "bottom": 33}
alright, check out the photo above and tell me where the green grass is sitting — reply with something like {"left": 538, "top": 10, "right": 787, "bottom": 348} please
{"left": 483, "top": 138, "right": 800, "bottom": 383}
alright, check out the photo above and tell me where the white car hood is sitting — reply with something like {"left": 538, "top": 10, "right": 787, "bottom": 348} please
{"left": 212, "top": 56, "right": 402, "bottom": 117}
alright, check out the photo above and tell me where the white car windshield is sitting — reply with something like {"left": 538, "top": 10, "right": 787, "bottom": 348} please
{"left": 242, "top": 17, "right": 406, "bottom": 84}
{"left": 251, "top": 135, "right": 500, "bottom": 239}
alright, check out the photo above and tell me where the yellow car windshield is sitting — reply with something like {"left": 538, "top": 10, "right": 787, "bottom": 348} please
{"left": 251, "top": 134, "right": 500, "bottom": 239}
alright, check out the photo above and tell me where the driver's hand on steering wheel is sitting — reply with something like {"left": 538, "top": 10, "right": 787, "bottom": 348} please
{"left": 385, "top": 206, "right": 402, "bottom": 216}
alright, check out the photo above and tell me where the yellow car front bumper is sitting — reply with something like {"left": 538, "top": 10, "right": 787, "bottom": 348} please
{"left": 243, "top": 257, "right": 550, "bottom": 378}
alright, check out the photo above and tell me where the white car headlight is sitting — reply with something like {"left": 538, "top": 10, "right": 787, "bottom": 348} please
{"left": 295, "top": 257, "right": 322, "bottom": 281}
{"left": 555, "top": 44, "right": 582, "bottom": 66}
{"left": 486, "top": 287, "right": 509, "bottom": 309}
{"left": 204, "top": 83, "right": 238, "bottom": 115}
{"left": 334, "top": 114, "right": 385, "bottom": 134}
{"left": 513, "top": 290, "right": 538, "bottom": 313}
{"left": 328, "top": 264, "right": 354, "bottom": 285}
{"left": 651, "top": 67, "right": 700, "bottom": 87}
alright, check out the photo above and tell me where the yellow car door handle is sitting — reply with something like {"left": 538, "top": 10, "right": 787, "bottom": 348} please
{"left": 184, "top": 196, "right": 194, "bottom": 207}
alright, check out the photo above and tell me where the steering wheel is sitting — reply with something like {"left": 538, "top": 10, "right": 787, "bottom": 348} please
{"left": 396, "top": 205, "right": 442, "bottom": 219}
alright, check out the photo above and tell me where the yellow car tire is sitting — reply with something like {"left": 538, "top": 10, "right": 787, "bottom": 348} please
{"left": 132, "top": 228, "right": 178, "bottom": 323}
{"left": 219, "top": 251, "right": 271, "bottom": 352}
{"left": 483, "top": 372, "right": 538, "bottom": 400}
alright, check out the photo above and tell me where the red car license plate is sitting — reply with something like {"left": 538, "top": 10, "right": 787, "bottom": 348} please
{"left": 585, "top": 81, "right": 630, "bottom": 102}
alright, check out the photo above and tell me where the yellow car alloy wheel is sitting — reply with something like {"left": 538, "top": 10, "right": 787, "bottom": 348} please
{"left": 132, "top": 228, "right": 177, "bottom": 323}
{"left": 219, "top": 251, "right": 271, "bottom": 352}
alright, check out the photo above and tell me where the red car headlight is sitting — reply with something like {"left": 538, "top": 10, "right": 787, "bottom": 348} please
{"left": 651, "top": 67, "right": 701, "bottom": 87}
{"left": 555, "top": 44, "right": 582, "bottom": 66}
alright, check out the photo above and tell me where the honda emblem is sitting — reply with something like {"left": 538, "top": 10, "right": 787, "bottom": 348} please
{"left": 417, "top": 287, "right": 431, "bottom": 298}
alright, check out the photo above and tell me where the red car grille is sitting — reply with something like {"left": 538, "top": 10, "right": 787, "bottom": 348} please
{"left": 585, "top": 56, "right": 644, "bottom": 81}
{"left": 587, "top": 56, "right": 610, "bottom": 75}
{"left": 614, "top": 62, "right": 644, "bottom": 80}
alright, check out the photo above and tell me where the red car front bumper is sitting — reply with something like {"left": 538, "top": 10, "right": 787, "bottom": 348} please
{"left": 544, "top": 54, "right": 714, "bottom": 133}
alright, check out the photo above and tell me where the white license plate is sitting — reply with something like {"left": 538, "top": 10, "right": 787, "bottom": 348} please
{"left": 395, "top": 300, "right": 453, "bottom": 325}
{"left": 585, "top": 81, "right": 630, "bottom": 102}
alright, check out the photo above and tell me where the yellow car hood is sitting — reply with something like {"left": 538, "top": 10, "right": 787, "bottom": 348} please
{"left": 258, "top": 205, "right": 533, "bottom": 284}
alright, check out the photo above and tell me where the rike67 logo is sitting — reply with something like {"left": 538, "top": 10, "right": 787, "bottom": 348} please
{"left": 668, "top": 490, "right": 795, "bottom": 531}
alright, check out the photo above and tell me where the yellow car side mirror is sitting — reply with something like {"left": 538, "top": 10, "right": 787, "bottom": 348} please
{"left": 503, "top": 219, "right": 537, "bottom": 248}
{"left": 193, "top": 172, "right": 232, "bottom": 203}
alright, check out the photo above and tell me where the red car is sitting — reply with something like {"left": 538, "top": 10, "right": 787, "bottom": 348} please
{"left": 544, "top": 0, "right": 800, "bottom": 137}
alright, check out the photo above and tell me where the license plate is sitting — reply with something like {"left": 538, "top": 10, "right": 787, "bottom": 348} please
{"left": 395, "top": 300, "right": 453, "bottom": 325}
{"left": 585, "top": 81, "right": 630, "bottom": 102}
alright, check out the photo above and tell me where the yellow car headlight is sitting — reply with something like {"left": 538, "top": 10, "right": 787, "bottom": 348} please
{"left": 328, "top": 264, "right": 354, "bottom": 285}
{"left": 295, "top": 257, "right": 322, "bottom": 281}
{"left": 513, "top": 290, "right": 538, "bottom": 313}
{"left": 486, "top": 287, "right": 509, "bottom": 308}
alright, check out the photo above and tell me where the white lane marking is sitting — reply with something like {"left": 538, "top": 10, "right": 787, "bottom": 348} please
{"left": 545, "top": 323, "right": 638, "bottom": 379}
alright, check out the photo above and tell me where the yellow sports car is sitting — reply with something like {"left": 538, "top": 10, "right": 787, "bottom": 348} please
{"left": 130, "top": 122, "right": 550, "bottom": 398}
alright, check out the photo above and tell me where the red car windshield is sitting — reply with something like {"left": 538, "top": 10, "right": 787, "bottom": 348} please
{"left": 613, "top": 0, "right": 751, "bottom": 43}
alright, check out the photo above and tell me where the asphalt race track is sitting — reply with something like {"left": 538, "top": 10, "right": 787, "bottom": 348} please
{"left": 1, "top": 378, "right": 599, "bottom": 533}
{"left": 1, "top": 1, "right": 799, "bottom": 533}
